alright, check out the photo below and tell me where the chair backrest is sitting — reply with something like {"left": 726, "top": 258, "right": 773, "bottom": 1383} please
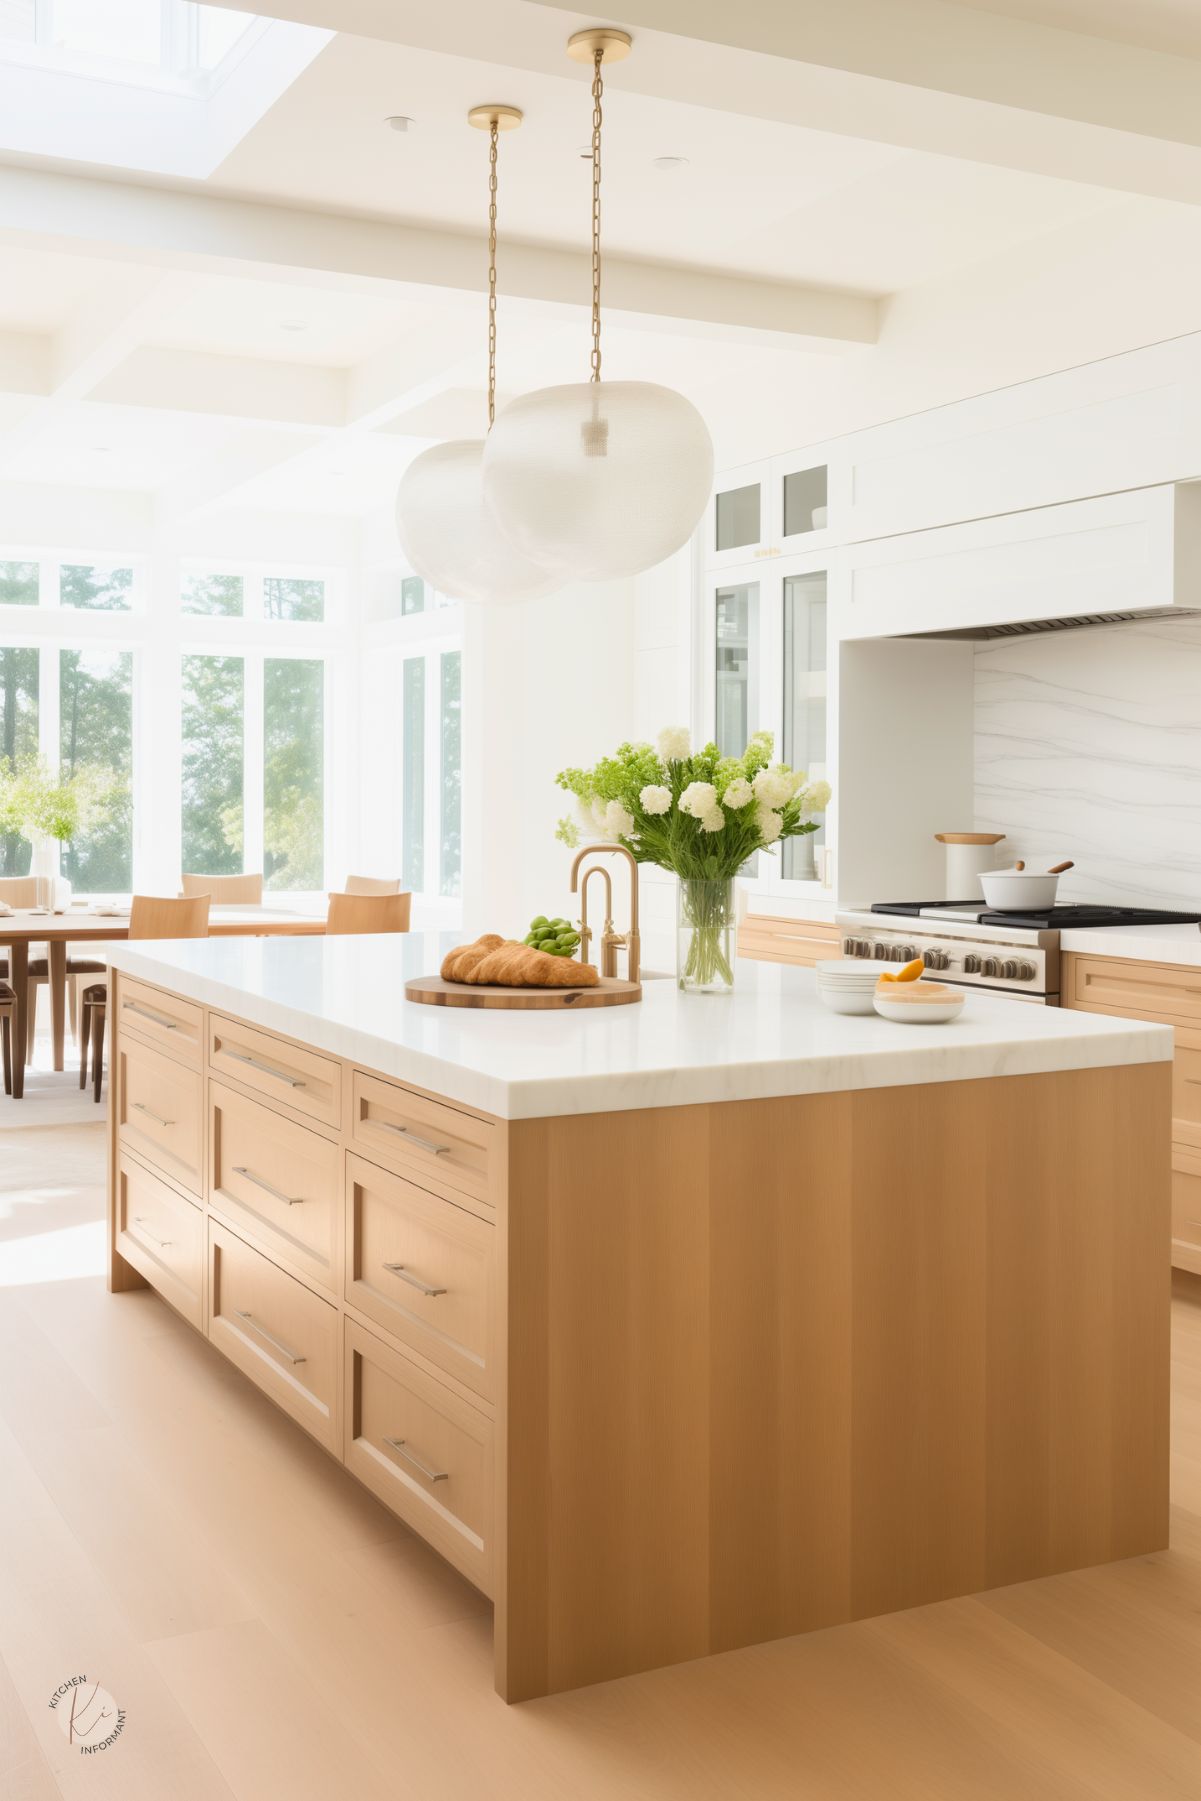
{"left": 0, "top": 876, "right": 38, "bottom": 907}
{"left": 343, "top": 875, "right": 402, "bottom": 896}
{"left": 325, "top": 891, "right": 411, "bottom": 936}
{"left": 129, "top": 894, "right": 211, "bottom": 940}
{"left": 181, "top": 872, "right": 264, "bottom": 903}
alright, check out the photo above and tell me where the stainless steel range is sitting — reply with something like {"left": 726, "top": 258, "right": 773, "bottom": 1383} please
{"left": 834, "top": 901, "right": 1201, "bottom": 1004}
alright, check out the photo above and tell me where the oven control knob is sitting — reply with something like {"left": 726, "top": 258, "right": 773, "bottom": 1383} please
{"left": 964, "top": 953, "right": 980, "bottom": 973}
{"left": 873, "top": 942, "right": 890, "bottom": 960}
{"left": 923, "top": 948, "right": 948, "bottom": 970}
{"left": 982, "top": 956, "right": 1001, "bottom": 978}
{"left": 1002, "top": 959, "right": 1018, "bottom": 979}
{"left": 1016, "top": 960, "right": 1035, "bottom": 981}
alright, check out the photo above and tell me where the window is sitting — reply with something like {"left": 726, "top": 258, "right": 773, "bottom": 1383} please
{"left": 0, "top": 644, "right": 38, "bottom": 873}
{"left": 182, "top": 569, "right": 243, "bottom": 617}
{"left": 181, "top": 654, "right": 244, "bottom": 875}
{"left": 60, "top": 562, "right": 132, "bottom": 611}
{"left": 401, "top": 576, "right": 426, "bottom": 616}
{"left": 264, "top": 658, "right": 323, "bottom": 891}
{"left": 0, "top": 561, "right": 37, "bottom": 606}
{"left": 402, "top": 657, "right": 424, "bottom": 892}
{"left": 440, "top": 651, "right": 461, "bottom": 897}
{"left": 59, "top": 647, "right": 133, "bottom": 892}
{"left": 264, "top": 576, "right": 324, "bottom": 622}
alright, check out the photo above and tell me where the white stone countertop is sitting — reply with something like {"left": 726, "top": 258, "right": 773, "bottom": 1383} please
{"left": 100, "top": 933, "right": 1171, "bottom": 1121}
{"left": 1060, "top": 922, "right": 1201, "bottom": 968}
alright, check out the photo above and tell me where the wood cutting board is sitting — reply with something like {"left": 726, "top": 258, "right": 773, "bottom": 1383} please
{"left": 405, "top": 975, "right": 642, "bottom": 1010}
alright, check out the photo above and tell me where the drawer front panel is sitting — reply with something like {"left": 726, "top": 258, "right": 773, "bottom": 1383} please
{"left": 1069, "top": 955, "right": 1201, "bottom": 1023}
{"left": 1172, "top": 1035, "right": 1201, "bottom": 1152}
{"left": 210, "top": 1015, "right": 340, "bottom": 1130}
{"left": 346, "top": 1154, "right": 495, "bottom": 1399}
{"left": 208, "top": 1220, "right": 339, "bottom": 1453}
{"left": 737, "top": 916, "right": 842, "bottom": 968}
{"left": 352, "top": 1071, "right": 494, "bottom": 1209}
{"left": 117, "top": 976, "right": 204, "bottom": 1067}
{"left": 210, "top": 1082, "right": 340, "bottom": 1293}
{"left": 115, "top": 1154, "right": 204, "bottom": 1328}
{"left": 1171, "top": 1157, "right": 1201, "bottom": 1273}
{"left": 344, "top": 1319, "right": 492, "bottom": 1594}
{"left": 117, "top": 1040, "right": 203, "bottom": 1194}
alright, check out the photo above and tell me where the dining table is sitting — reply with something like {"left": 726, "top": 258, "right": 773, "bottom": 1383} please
{"left": 0, "top": 904, "right": 325, "bottom": 1099}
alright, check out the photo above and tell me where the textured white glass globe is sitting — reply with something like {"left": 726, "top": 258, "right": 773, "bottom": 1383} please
{"left": 482, "top": 381, "right": 714, "bottom": 580}
{"left": 394, "top": 440, "right": 561, "bottom": 604}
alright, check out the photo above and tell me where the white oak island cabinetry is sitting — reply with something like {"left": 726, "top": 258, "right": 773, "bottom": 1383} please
{"left": 106, "top": 933, "right": 1174, "bottom": 1702}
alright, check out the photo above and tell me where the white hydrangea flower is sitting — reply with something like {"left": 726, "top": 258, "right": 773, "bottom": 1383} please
{"left": 722, "top": 776, "right": 754, "bottom": 810}
{"left": 800, "top": 779, "right": 832, "bottom": 814}
{"left": 657, "top": 725, "right": 691, "bottom": 762}
{"left": 752, "top": 767, "right": 793, "bottom": 809}
{"left": 756, "top": 805, "right": 783, "bottom": 844}
{"left": 699, "top": 807, "right": 725, "bottom": 833}
{"left": 749, "top": 729, "right": 774, "bottom": 754}
{"left": 679, "top": 781, "right": 718, "bottom": 818}
{"left": 639, "top": 784, "right": 672, "bottom": 815}
{"left": 605, "top": 800, "right": 635, "bottom": 839}
{"left": 790, "top": 767, "right": 810, "bottom": 797}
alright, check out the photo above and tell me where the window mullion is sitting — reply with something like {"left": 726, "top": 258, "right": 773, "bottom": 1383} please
{"left": 244, "top": 651, "right": 265, "bottom": 878}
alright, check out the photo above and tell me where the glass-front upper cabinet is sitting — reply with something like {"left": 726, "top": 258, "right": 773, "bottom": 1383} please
{"left": 781, "top": 570, "right": 828, "bottom": 880}
{"left": 714, "top": 580, "right": 759, "bottom": 754}
{"left": 707, "top": 447, "right": 839, "bottom": 568}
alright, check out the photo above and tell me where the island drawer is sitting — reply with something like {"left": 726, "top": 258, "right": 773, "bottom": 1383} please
{"left": 737, "top": 914, "right": 842, "bottom": 968}
{"left": 344, "top": 1318, "right": 492, "bottom": 1595}
{"left": 351, "top": 1072, "right": 495, "bottom": 1210}
{"left": 209, "top": 1083, "right": 341, "bottom": 1295}
{"left": 117, "top": 976, "right": 204, "bottom": 1067}
{"left": 116, "top": 1039, "right": 203, "bottom": 1196}
{"left": 1172, "top": 1035, "right": 1201, "bottom": 1152}
{"left": 1172, "top": 1159, "right": 1201, "bottom": 1274}
{"left": 1068, "top": 955, "right": 1201, "bottom": 1023}
{"left": 209, "top": 1015, "right": 340, "bottom": 1130}
{"left": 346, "top": 1154, "right": 495, "bottom": 1400}
{"left": 114, "top": 1153, "right": 204, "bottom": 1329}
{"left": 208, "top": 1219, "right": 339, "bottom": 1454}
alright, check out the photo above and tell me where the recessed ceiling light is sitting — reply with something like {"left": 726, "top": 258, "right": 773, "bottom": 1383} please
{"left": 652, "top": 155, "right": 689, "bottom": 171}
{"left": 385, "top": 114, "right": 415, "bottom": 132}
{"left": 92, "top": 444, "right": 112, "bottom": 453}
{"left": 279, "top": 318, "right": 309, "bottom": 333}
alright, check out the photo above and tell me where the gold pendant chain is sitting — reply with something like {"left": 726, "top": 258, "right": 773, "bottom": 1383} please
{"left": 487, "top": 118, "right": 499, "bottom": 430}
{"left": 590, "top": 46, "right": 603, "bottom": 385}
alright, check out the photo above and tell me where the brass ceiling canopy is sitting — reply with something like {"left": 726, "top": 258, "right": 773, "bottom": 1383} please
{"left": 565, "top": 26, "right": 632, "bottom": 64}
{"left": 467, "top": 104, "right": 524, "bottom": 131}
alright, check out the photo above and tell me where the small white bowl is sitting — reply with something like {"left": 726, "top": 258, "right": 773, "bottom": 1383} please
{"left": 873, "top": 986, "right": 965, "bottom": 1025}
{"left": 979, "top": 870, "right": 1059, "bottom": 911}
{"left": 818, "top": 987, "right": 878, "bottom": 1015}
{"left": 816, "top": 959, "right": 906, "bottom": 983}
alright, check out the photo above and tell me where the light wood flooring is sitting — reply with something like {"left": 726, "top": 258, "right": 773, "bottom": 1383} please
{"left": 1, "top": 1120, "right": 1199, "bottom": 1800}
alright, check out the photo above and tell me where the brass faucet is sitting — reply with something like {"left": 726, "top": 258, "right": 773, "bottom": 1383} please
{"left": 569, "top": 843, "right": 641, "bottom": 983}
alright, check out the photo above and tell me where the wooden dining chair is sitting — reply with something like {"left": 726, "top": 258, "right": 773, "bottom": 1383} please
{"left": 0, "top": 874, "right": 106, "bottom": 1061}
{"left": 325, "top": 892, "right": 412, "bottom": 935}
{"left": 181, "top": 872, "right": 264, "bottom": 903}
{"left": 343, "top": 875, "right": 402, "bottom": 895}
{"left": 81, "top": 893, "right": 211, "bottom": 1102}
{"left": 0, "top": 980, "right": 14, "bottom": 1096}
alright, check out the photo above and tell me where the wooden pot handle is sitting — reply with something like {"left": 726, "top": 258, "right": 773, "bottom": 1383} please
{"left": 1047, "top": 860, "right": 1074, "bottom": 875}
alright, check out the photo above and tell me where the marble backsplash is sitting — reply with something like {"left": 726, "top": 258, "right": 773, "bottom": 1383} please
{"left": 974, "top": 616, "right": 1201, "bottom": 908}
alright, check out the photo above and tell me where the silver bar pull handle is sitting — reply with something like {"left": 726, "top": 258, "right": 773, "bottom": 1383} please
{"left": 133, "top": 1215, "right": 172, "bottom": 1248}
{"left": 123, "top": 1001, "right": 178, "bottom": 1030}
{"left": 131, "top": 1101, "right": 174, "bottom": 1128}
{"left": 377, "top": 1120, "right": 450, "bottom": 1156}
{"left": 383, "top": 1262, "right": 446, "bottom": 1298}
{"left": 384, "top": 1436, "right": 448, "bottom": 1483}
{"left": 224, "top": 1049, "right": 305, "bottom": 1089}
{"left": 233, "top": 1309, "right": 306, "bottom": 1365}
{"left": 233, "top": 1166, "right": 303, "bottom": 1207}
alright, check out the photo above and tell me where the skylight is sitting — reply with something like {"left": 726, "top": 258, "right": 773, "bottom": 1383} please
{"left": 0, "top": 1, "right": 262, "bottom": 91}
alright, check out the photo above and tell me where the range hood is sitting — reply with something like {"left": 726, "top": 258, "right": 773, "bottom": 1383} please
{"left": 841, "top": 483, "right": 1201, "bottom": 641}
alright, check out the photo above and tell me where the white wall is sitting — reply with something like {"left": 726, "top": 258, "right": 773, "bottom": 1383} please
{"left": 975, "top": 618, "right": 1201, "bottom": 908}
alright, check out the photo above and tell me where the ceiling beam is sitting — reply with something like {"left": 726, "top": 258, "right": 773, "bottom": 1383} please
{"left": 0, "top": 166, "right": 878, "bottom": 349}
{"left": 226, "top": 0, "right": 1201, "bottom": 206}
{"left": 91, "top": 346, "right": 347, "bottom": 429}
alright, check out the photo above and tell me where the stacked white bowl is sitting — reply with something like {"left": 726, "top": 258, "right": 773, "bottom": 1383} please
{"left": 815, "top": 957, "right": 906, "bottom": 1015}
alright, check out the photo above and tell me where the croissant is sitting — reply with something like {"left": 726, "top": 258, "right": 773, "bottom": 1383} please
{"left": 468, "top": 940, "right": 600, "bottom": 988}
{"left": 440, "top": 934, "right": 505, "bottom": 982}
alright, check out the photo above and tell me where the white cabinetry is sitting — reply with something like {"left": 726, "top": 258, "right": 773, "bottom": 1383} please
{"left": 705, "top": 447, "right": 843, "bottom": 570}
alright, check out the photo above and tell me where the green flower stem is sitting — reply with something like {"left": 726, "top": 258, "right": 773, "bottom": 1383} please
{"left": 678, "top": 879, "right": 735, "bottom": 992}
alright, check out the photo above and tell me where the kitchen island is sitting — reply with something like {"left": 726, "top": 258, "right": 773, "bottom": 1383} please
{"left": 104, "top": 933, "right": 1173, "bottom": 1702}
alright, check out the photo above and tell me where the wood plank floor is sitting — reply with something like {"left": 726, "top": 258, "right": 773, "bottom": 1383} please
{"left": 1, "top": 1121, "right": 1199, "bottom": 1800}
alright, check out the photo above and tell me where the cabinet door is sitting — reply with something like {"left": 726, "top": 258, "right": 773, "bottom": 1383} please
{"left": 713, "top": 578, "right": 761, "bottom": 756}
{"left": 780, "top": 569, "right": 829, "bottom": 880}
{"left": 706, "top": 462, "right": 768, "bottom": 568}
{"left": 771, "top": 449, "right": 839, "bottom": 555}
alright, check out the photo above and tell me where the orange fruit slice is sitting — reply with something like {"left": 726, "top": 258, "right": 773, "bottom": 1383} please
{"left": 896, "top": 957, "right": 925, "bottom": 983}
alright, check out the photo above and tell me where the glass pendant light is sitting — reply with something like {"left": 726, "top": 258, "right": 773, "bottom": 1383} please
{"left": 395, "top": 106, "right": 560, "bottom": 604}
{"left": 483, "top": 28, "right": 714, "bottom": 582}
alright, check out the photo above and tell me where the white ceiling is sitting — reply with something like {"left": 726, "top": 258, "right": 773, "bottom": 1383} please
{"left": 941, "top": 0, "right": 1201, "bottom": 59}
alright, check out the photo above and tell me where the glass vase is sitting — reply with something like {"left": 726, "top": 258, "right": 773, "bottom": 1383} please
{"left": 676, "top": 878, "right": 736, "bottom": 994}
